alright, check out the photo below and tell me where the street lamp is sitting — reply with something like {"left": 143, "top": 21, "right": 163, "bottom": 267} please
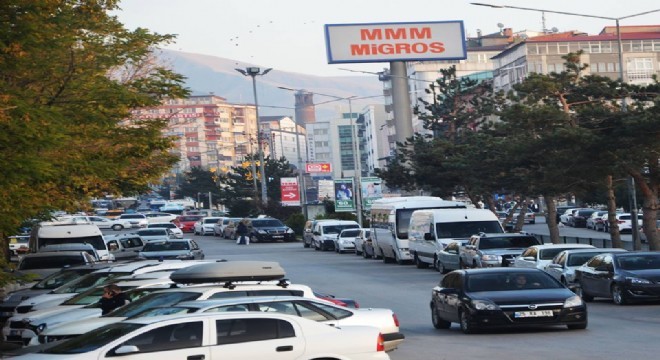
{"left": 278, "top": 86, "right": 363, "bottom": 226}
{"left": 472, "top": 3, "right": 660, "bottom": 249}
{"left": 235, "top": 67, "right": 272, "bottom": 207}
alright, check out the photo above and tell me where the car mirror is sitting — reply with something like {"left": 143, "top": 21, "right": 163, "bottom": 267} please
{"left": 114, "top": 345, "right": 139, "bottom": 355}
{"left": 522, "top": 256, "right": 535, "bottom": 261}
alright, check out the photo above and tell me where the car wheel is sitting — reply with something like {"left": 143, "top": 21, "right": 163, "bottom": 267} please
{"left": 303, "top": 240, "right": 310, "bottom": 248}
{"left": 574, "top": 282, "right": 593, "bottom": 302}
{"left": 395, "top": 252, "right": 405, "bottom": 265}
{"left": 459, "top": 309, "right": 475, "bottom": 334}
{"left": 355, "top": 247, "right": 362, "bottom": 256}
{"left": 436, "top": 260, "right": 447, "bottom": 274}
{"left": 611, "top": 284, "right": 629, "bottom": 305}
{"left": 111, "top": 224, "right": 123, "bottom": 231}
{"left": 250, "top": 235, "right": 258, "bottom": 244}
{"left": 414, "top": 254, "right": 428, "bottom": 269}
{"left": 431, "top": 304, "right": 451, "bottom": 329}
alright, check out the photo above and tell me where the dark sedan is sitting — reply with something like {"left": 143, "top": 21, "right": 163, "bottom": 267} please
{"left": 575, "top": 251, "right": 660, "bottom": 305}
{"left": 246, "top": 217, "right": 296, "bottom": 243}
{"left": 430, "top": 268, "right": 587, "bottom": 334}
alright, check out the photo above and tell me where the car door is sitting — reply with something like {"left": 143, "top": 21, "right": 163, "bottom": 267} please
{"left": 442, "top": 242, "right": 461, "bottom": 270}
{"left": 578, "top": 255, "right": 604, "bottom": 296}
{"left": 515, "top": 247, "right": 538, "bottom": 268}
{"left": 591, "top": 255, "right": 615, "bottom": 296}
{"left": 190, "top": 240, "right": 203, "bottom": 259}
{"left": 210, "top": 318, "right": 305, "bottom": 360}
{"left": 98, "top": 321, "right": 208, "bottom": 360}
{"left": 433, "top": 272, "right": 462, "bottom": 322}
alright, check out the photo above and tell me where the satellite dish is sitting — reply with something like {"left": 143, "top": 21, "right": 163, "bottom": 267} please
{"left": 497, "top": 23, "right": 504, "bottom": 29}
{"left": 551, "top": 27, "right": 559, "bottom": 33}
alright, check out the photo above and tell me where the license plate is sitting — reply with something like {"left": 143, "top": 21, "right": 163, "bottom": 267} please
{"left": 272, "top": 235, "right": 284, "bottom": 238}
{"left": 514, "top": 310, "right": 554, "bottom": 318}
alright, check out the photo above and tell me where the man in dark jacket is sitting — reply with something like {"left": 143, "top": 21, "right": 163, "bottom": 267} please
{"left": 99, "top": 284, "right": 130, "bottom": 315}
{"left": 236, "top": 219, "right": 249, "bottom": 245}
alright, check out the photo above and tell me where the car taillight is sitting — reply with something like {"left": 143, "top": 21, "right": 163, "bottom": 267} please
{"left": 376, "top": 333, "right": 385, "bottom": 352}
{"left": 392, "top": 313, "right": 400, "bottom": 327}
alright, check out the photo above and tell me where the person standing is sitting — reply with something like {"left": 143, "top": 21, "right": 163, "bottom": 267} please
{"left": 99, "top": 284, "right": 129, "bottom": 315}
{"left": 236, "top": 219, "right": 249, "bottom": 245}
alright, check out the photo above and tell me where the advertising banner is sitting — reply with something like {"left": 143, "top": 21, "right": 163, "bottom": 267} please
{"left": 280, "top": 177, "right": 301, "bottom": 206}
{"left": 306, "top": 163, "right": 332, "bottom": 173}
{"left": 360, "top": 177, "right": 383, "bottom": 210}
{"left": 334, "top": 178, "right": 355, "bottom": 212}
{"left": 318, "top": 179, "right": 335, "bottom": 201}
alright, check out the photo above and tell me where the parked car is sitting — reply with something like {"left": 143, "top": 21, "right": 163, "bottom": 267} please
{"left": 513, "top": 244, "right": 596, "bottom": 270}
{"left": 57, "top": 215, "right": 133, "bottom": 231}
{"left": 575, "top": 251, "right": 660, "bottom": 305}
{"left": 430, "top": 268, "right": 587, "bottom": 333}
{"left": 312, "top": 220, "right": 360, "bottom": 251}
{"left": 134, "top": 228, "right": 174, "bottom": 242}
{"left": 15, "top": 251, "right": 98, "bottom": 280}
{"left": 604, "top": 213, "right": 643, "bottom": 233}
{"left": 117, "top": 213, "right": 149, "bottom": 228}
{"left": 586, "top": 211, "right": 608, "bottom": 230}
{"left": 508, "top": 208, "right": 536, "bottom": 224}
{"left": 222, "top": 218, "right": 241, "bottom": 240}
{"left": 544, "top": 248, "right": 628, "bottom": 285}
{"left": 559, "top": 208, "right": 582, "bottom": 225}
{"left": 143, "top": 212, "right": 178, "bottom": 224}
{"left": 434, "top": 240, "right": 469, "bottom": 274}
{"left": 26, "top": 312, "right": 390, "bottom": 360}
{"left": 138, "top": 239, "right": 204, "bottom": 260}
{"left": 567, "top": 209, "right": 598, "bottom": 228}
{"left": 104, "top": 234, "right": 145, "bottom": 260}
{"left": 172, "top": 215, "right": 204, "bottom": 233}
{"left": 334, "top": 228, "right": 362, "bottom": 253}
{"left": 302, "top": 219, "right": 332, "bottom": 248}
{"left": 147, "top": 222, "right": 183, "bottom": 238}
{"left": 458, "top": 233, "right": 541, "bottom": 269}
{"left": 39, "top": 244, "right": 101, "bottom": 262}
{"left": 193, "top": 216, "right": 222, "bottom": 236}
{"left": 354, "top": 228, "right": 371, "bottom": 257}
{"left": 184, "top": 209, "right": 225, "bottom": 217}
{"left": 555, "top": 205, "right": 578, "bottom": 224}
{"left": 246, "top": 217, "right": 296, "bottom": 243}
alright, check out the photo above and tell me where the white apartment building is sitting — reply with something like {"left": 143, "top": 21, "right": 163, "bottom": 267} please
{"left": 260, "top": 116, "right": 307, "bottom": 170}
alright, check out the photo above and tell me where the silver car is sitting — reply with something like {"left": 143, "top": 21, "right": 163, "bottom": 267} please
{"left": 544, "top": 248, "right": 628, "bottom": 285}
{"left": 138, "top": 239, "right": 204, "bottom": 260}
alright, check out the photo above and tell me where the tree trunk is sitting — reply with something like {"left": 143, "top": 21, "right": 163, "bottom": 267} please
{"left": 606, "top": 175, "right": 623, "bottom": 249}
{"left": 630, "top": 170, "right": 659, "bottom": 251}
{"left": 485, "top": 196, "right": 497, "bottom": 215}
{"left": 513, "top": 197, "right": 528, "bottom": 232}
{"left": 545, "top": 195, "right": 561, "bottom": 244}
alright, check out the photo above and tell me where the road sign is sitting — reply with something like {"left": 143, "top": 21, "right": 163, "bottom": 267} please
{"left": 280, "top": 177, "right": 301, "bottom": 206}
{"left": 306, "top": 163, "right": 332, "bottom": 173}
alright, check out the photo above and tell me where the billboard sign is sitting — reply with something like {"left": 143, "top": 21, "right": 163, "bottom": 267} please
{"left": 306, "top": 163, "right": 332, "bottom": 173}
{"left": 325, "top": 21, "right": 466, "bottom": 64}
{"left": 360, "top": 177, "right": 383, "bottom": 210}
{"left": 318, "top": 179, "right": 335, "bottom": 201}
{"left": 280, "top": 177, "right": 301, "bottom": 207}
{"left": 334, "top": 178, "right": 355, "bottom": 212}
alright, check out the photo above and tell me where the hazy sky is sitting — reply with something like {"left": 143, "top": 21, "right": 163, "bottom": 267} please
{"left": 115, "top": 0, "right": 659, "bottom": 77}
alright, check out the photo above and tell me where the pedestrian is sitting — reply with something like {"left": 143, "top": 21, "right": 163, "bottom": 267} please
{"left": 98, "top": 284, "right": 130, "bottom": 315}
{"left": 236, "top": 219, "right": 249, "bottom": 245}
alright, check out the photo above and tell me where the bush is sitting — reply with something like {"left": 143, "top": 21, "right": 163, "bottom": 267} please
{"left": 285, "top": 213, "right": 306, "bottom": 237}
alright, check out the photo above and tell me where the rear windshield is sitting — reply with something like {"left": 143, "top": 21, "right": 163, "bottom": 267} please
{"left": 204, "top": 218, "right": 221, "bottom": 224}
{"left": 568, "top": 253, "right": 601, "bottom": 266}
{"left": 179, "top": 216, "right": 203, "bottom": 222}
{"left": 478, "top": 236, "right": 539, "bottom": 250}
{"left": 616, "top": 254, "right": 660, "bottom": 270}
{"left": 143, "top": 242, "right": 190, "bottom": 251}
{"left": 340, "top": 230, "right": 361, "bottom": 237}
{"left": 19, "top": 255, "right": 86, "bottom": 270}
{"left": 138, "top": 229, "right": 167, "bottom": 236}
{"left": 322, "top": 224, "right": 359, "bottom": 234}
{"left": 435, "top": 221, "right": 503, "bottom": 239}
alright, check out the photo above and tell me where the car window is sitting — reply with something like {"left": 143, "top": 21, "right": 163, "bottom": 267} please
{"left": 568, "top": 253, "right": 599, "bottom": 266}
{"left": 216, "top": 318, "right": 294, "bottom": 345}
{"left": 539, "top": 248, "right": 571, "bottom": 260}
{"left": 205, "top": 304, "right": 251, "bottom": 313}
{"left": 121, "top": 321, "right": 203, "bottom": 352}
{"left": 440, "top": 272, "right": 462, "bottom": 289}
{"left": 585, "top": 255, "right": 604, "bottom": 268}
{"left": 616, "top": 254, "right": 660, "bottom": 270}
{"left": 44, "top": 323, "right": 145, "bottom": 354}
{"left": 108, "top": 292, "right": 201, "bottom": 317}
{"left": 143, "top": 242, "right": 190, "bottom": 251}
{"left": 435, "top": 221, "right": 503, "bottom": 238}
{"left": 340, "top": 229, "right": 360, "bottom": 237}
{"left": 479, "top": 236, "right": 539, "bottom": 249}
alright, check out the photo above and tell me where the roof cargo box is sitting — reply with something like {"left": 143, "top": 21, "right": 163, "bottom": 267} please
{"left": 170, "top": 261, "right": 286, "bottom": 284}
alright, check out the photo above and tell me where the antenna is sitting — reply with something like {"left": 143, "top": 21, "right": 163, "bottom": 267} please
{"left": 542, "top": 11, "right": 547, "bottom": 33}
{"left": 497, "top": 22, "right": 504, "bottom": 35}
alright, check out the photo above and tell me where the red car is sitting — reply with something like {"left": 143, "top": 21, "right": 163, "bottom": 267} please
{"left": 173, "top": 215, "right": 204, "bottom": 233}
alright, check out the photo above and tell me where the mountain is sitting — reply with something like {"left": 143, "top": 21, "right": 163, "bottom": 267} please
{"left": 158, "top": 49, "right": 385, "bottom": 119}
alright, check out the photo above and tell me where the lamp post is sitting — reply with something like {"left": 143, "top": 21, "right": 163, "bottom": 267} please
{"left": 472, "top": 3, "right": 660, "bottom": 249}
{"left": 278, "top": 86, "right": 363, "bottom": 226}
{"left": 235, "top": 67, "right": 272, "bottom": 207}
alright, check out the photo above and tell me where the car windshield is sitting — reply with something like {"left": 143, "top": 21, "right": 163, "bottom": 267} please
{"left": 616, "top": 254, "right": 660, "bottom": 270}
{"left": 138, "top": 229, "right": 167, "bottom": 236}
{"left": 19, "top": 255, "right": 86, "bottom": 270}
{"left": 567, "top": 253, "right": 601, "bottom": 267}
{"left": 52, "top": 272, "right": 131, "bottom": 294}
{"left": 62, "top": 286, "right": 106, "bottom": 305}
{"left": 252, "top": 219, "right": 285, "bottom": 227}
{"left": 32, "top": 269, "right": 90, "bottom": 290}
{"left": 323, "top": 225, "right": 359, "bottom": 234}
{"left": 466, "top": 272, "right": 562, "bottom": 292}
{"left": 143, "top": 242, "right": 190, "bottom": 251}
{"left": 44, "top": 323, "right": 145, "bottom": 354}
{"left": 435, "top": 221, "right": 503, "bottom": 239}
{"left": 204, "top": 218, "right": 221, "bottom": 224}
{"left": 340, "top": 230, "right": 361, "bottom": 237}
{"left": 478, "top": 236, "right": 538, "bottom": 250}
{"left": 106, "top": 291, "right": 201, "bottom": 317}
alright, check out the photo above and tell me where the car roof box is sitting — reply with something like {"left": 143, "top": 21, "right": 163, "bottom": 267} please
{"left": 169, "top": 261, "right": 286, "bottom": 284}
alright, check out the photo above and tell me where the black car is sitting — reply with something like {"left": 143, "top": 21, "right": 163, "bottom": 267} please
{"left": 568, "top": 209, "right": 598, "bottom": 228}
{"left": 247, "top": 217, "right": 296, "bottom": 243}
{"left": 430, "top": 268, "right": 587, "bottom": 334}
{"left": 574, "top": 251, "right": 660, "bottom": 305}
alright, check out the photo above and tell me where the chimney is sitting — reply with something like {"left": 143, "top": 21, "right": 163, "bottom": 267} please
{"left": 476, "top": 29, "right": 482, "bottom": 38}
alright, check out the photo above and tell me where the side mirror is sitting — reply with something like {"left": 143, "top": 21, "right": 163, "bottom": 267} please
{"left": 114, "top": 345, "right": 140, "bottom": 355}
{"left": 522, "top": 256, "right": 535, "bottom": 261}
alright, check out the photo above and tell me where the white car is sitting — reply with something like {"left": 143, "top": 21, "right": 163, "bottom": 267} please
{"left": 22, "top": 312, "right": 390, "bottom": 360}
{"left": 117, "top": 213, "right": 149, "bottom": 228}
{"left": 147, "top": 222, "right": 183, "bottom": 238}
{"left": 59, "top": 215, "right": 133, "bottom": 231}
{"left": 334, "top": 228, "right": 362, "bottom": 253}
{"left": 193, "top": 216, "right": 223, "bottom": 236}
{"left": 544, "top": 248, "right": 628, "bottom": 285}
{"left": 354, "top": 228, "right": 371, "bottom": 256}
{"left": 513, "top": 244, "right": 596, "bottom": 270}
{"left": 135, "top": 228, "right": 174, "bottom": 242}
{"left": 143, "top": 212, "right": 178, "bottom": 224}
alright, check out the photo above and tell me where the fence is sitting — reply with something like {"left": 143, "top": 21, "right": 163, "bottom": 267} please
{"left": 531, "top": 233, "right": 650, "bottom": 251}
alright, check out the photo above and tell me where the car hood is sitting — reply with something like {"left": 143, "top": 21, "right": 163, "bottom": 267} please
{"left": 41, "top": 316, "right": 125, "bottom": 336}
{"left": 470, "top": 288, "right": 575, "bottom": 305}
{"left": 20, "top": 293, "right": 76, "bottom": 309}
{"left": 621, "top": 269, "right": 660, "bottom": 281}
{"left": 479, "top": 248, "right": 526, "bottom": 256}
{"left": 25, "top": 307, "right": 98, "bottom": 327}
{"left": 10, "top": 305, "right": 85, "bottom": 323}
{"left": 1, "top": 289, "right": 51, "bottom": 307}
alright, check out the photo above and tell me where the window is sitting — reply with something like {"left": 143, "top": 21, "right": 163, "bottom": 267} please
{"left": 121, "top": 322, "right": 203, "bottom": 353}
{"left": 216, "top": 318, "right": 295, "bottom": 344}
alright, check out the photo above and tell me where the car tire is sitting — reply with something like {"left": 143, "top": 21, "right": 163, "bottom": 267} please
{"left": 431, "top": 304, "right": 451, "bottom": 329}
{"left": 574, "top": 282, "right": 593, "bottom": 302}
{"left": 414, "top": 254, "right": 428, "bottom": 269}
{"left": 395, "top": 252, "right": 405, "bottom": 265}
{"left": 459, "top": 309, "right": 475, "bottom": 334}
{"left": 355, "top": 247, "right": 362, "bottom": 256}
{"left": 303, "top": 240, "right": 310, "bottom": 248}
{"left": 436, "top": 260, "right": 447, "bottom": 274}
{"left": 250, "top": 235, "right": 258, "bottom": 244}
{"left": 111, "top": 224, "right": 123, "bottom": 231}
{"left": 611, "top": 284, "right": 629, "bottom": 305}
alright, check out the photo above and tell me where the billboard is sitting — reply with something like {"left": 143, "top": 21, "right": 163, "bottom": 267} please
{"left": 360, "top": 177, "right": 383, "bottom": 210}
{"left": 334, "top": 178, "right": 355, "bottom": 212}
{"left": 325, "top": 21, "right": 466, "bottom": 64}
{"left": 306, "top": 163, "right": 332, "bottom": 173}
{"left": 318, "top": 179, "right": 335, "bottom": 201}
{"left": 280, "top": 177, "right": 301, "bottom": 207}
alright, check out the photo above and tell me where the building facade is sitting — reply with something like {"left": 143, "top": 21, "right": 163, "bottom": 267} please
{"left": 260, "top": 116, "right": 307, "bottom": 170}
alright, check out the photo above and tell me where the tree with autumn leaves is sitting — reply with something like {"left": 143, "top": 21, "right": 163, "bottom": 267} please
{"left": 0, "top": 0, "right": 189, "bottom": 283}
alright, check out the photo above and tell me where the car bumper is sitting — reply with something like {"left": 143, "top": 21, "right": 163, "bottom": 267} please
{"left": 466, "top": 306, "right": 587, "bottom": 329}
{"left": 623, "top": 283, "right": 660, "bottom": 300}
{"left": 382, "top": 332, "right": 405, "bottom": 352}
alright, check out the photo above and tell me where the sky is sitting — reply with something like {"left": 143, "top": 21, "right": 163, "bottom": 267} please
{"left": 114, "top": 0, "right": 659, "bottom": 77}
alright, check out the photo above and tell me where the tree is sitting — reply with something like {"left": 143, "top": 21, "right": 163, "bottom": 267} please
{"left": 175, "top": 167, "right": 223, "bottom": 209}
{"left": 0, "top": 0, "right": 189, "bottom": 284}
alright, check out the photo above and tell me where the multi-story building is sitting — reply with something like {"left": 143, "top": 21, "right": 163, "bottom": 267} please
{"left": 259, "top": 116, "right": 307, "bottom": 169}
{"left": 131, "top": 95, "right": 258, "bottom": 174}
{"left": 491, "top": 26, "right": 660, "bottom": 92}
{"left": 359, "top": 104, "right": 388, "bottom": 177}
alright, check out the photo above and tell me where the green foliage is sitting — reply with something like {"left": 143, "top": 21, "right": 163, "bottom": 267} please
{"left": 285, "top": 213, "right": 306, "bottom": 237}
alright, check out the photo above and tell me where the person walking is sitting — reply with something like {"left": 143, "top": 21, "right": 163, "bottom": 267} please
{"left": 236, "top": 219, "right": 249, "bottom": 245}
{"left": 98, "top": 284, "right": 130, "bottom": 315}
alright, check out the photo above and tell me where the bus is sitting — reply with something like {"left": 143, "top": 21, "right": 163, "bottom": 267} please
{"left": 369, "top": 196, "right": 466, "bottom": 264}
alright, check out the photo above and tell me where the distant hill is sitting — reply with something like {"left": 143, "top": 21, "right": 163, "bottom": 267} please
{"left": 158, "top": 49, "right": 385, "bottom": 119}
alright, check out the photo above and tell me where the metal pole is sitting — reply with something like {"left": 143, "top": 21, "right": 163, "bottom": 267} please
{"left": 348, "top": 98, "right": 363, "bottom": 226}
{"left": 208, "top": 191, "right": 212, "bottom": 210}
{"left": 250, "top": 75, "right": 268, "bottom": 206}
{"left": 293, "top": 121, "right": 308, "bottom": 219}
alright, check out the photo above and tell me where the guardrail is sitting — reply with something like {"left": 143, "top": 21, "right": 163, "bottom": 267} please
{"left": 531, "top": 233, "right": 649, "bottom": 251}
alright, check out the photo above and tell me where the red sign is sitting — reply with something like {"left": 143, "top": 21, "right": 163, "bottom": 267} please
{"left": 305, "top": 163, "right": 332, "bottom": 173}
{"left": 280, "top": 177, "right": 301, "bottom": 206}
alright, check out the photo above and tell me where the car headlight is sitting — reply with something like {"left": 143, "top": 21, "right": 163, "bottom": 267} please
{"left": 257, "top": 229, "right": 268, "bottom": 234}
{"left": 286, "top": 228, "right": 295, "bottom": 234}
{"left": 627, "top": 277, "right": 652, "bottom": 284}
{"left": 472, "top": 300, "right": 500, "bottom": 310}
{"left": 481, "top": 254, "right": 501, "bottom": 262}
{"left": 563, "top": 295, "right": 583, "bottom": 308}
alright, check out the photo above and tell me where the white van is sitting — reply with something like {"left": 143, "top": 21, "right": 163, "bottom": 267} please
{"left": 408, "top": 208, "right": 503, "bottom": 269}
{"left": 29, "top": 222, "right": 114, "bottom": 261}
{"left": 369, "top": 197, "right": 466, "bottom": 264}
